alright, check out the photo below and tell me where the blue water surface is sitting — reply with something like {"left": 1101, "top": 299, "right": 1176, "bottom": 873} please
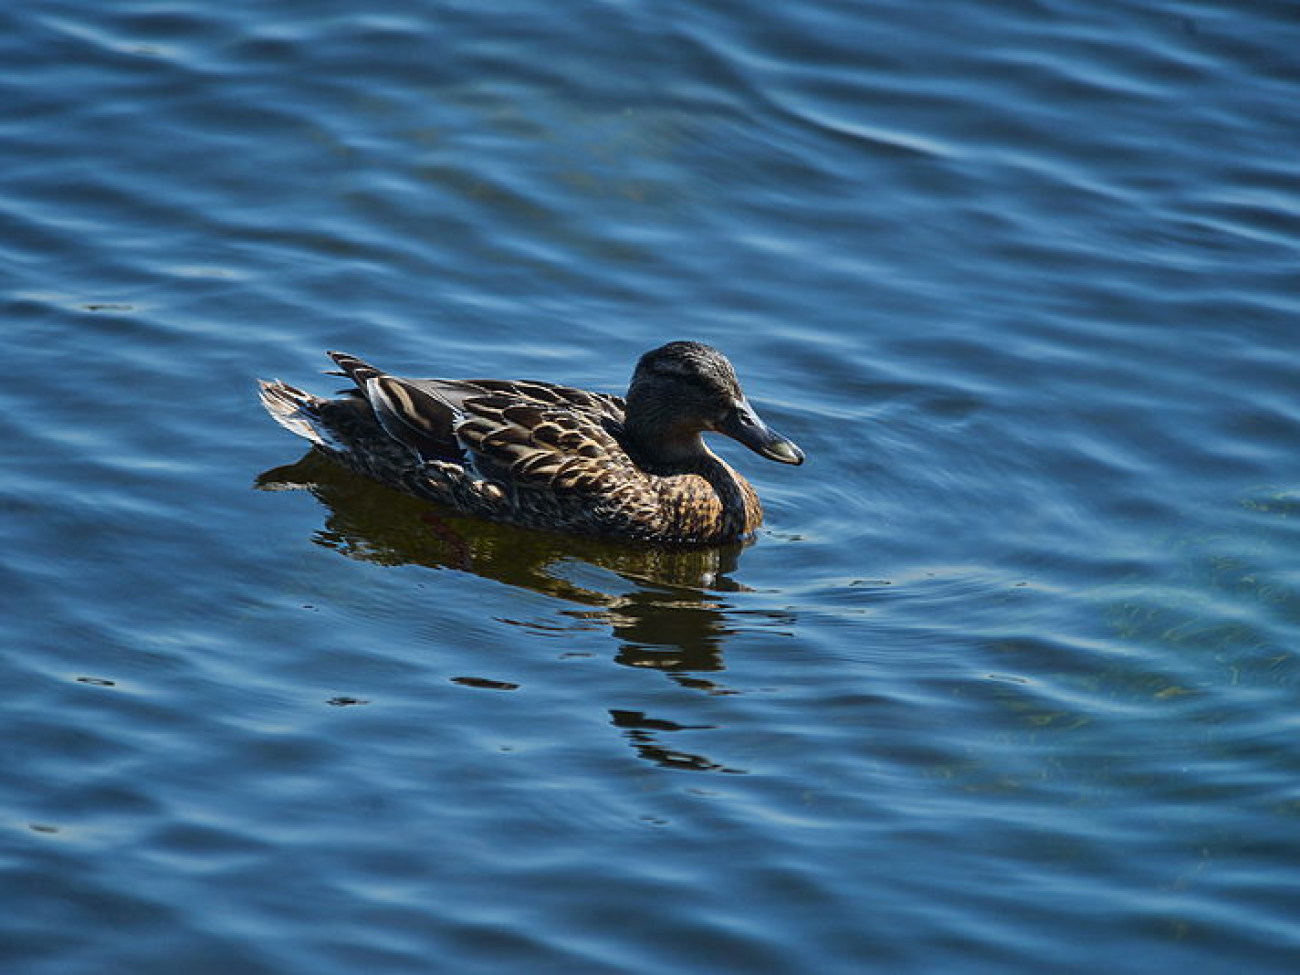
{"left": 3, "top": 1, "right": 1299, "bottom": 972}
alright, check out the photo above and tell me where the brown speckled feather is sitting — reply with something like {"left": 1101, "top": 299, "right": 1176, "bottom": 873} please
{"left": 259, "top": 344, "right": 802, "bottom": 545}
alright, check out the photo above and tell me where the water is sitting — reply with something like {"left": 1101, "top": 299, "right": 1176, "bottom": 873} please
{"left": 3, "top": 1, "right": 1299, "bottom": 971}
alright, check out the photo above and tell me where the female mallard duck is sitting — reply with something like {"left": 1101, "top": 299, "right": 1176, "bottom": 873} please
{"left": 258, "top": 341, "right": 803, "bottom": 544}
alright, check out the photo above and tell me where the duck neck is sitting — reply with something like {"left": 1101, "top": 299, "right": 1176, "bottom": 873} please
{"left": 627, "top": 432, "right": 763, "bottom": 541}
{"left": 622, "top": 394, "right": 705, "bottom": 474}
{"left": 623, "top": 393, "right": 763, "bottom": 541}
{"left": 624, "top": 424, "right": 706, "bottom": 475}
{"left": 688, "top": 450, "right": 763, "bottom": 540}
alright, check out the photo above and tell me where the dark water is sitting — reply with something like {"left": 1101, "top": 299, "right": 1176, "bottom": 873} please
{"left": 4, "top": 1, "right": 1299, "bottom": 972}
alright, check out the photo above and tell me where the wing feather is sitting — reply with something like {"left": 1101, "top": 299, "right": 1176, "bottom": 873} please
{"left": 457, "top": 398, "right": 634, "bottom": 498}
{"left": 325, "top": 352, "right": 637, "bottom": 506}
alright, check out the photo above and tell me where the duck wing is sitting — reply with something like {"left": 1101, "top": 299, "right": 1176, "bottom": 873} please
{"left": 328, "top": 352, "right": 630, "bottom": 493}
{"left": 452, "top": 392, "right": 632, "bottom": 494}
{"left": 328, "top": 352, "right": 470, "bottom": 462}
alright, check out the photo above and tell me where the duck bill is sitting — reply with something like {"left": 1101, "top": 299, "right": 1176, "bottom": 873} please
{"left": 716, "top": 398, "right": 805, "bottom": 466}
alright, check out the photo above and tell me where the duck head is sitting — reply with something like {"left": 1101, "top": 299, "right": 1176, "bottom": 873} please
{"left": 625, "top": 341, "right": 805, "bottom": 468}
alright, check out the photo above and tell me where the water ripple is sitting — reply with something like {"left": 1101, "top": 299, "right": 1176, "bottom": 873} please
{"left": 3, "top": 0, "right": 1300, "bottom": 972}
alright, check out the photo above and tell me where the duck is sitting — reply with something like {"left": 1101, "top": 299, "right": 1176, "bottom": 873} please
{"left": 257, "top": 341, "right": 803, "bottom": 545}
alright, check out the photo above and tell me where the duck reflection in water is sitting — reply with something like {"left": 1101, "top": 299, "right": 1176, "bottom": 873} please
{"left": 257, "top": 451, "right": 785, "bottom": 773}
{"left": 257, "top": 449, "right": 789, "bottom": 680}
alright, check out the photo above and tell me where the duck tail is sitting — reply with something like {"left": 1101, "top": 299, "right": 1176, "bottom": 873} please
{"left": 327, "top": 351, "right": 384, "bottom": 389}
{"left": 257, "top": 379, "right": 341, "bottom": 450}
